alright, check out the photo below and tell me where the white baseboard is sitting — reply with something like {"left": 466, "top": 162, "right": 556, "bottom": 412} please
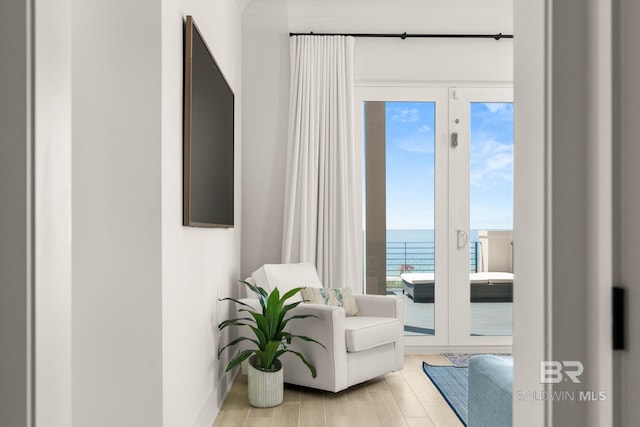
{"left": 191, "top": 369, "right": 238, "bottom": 427}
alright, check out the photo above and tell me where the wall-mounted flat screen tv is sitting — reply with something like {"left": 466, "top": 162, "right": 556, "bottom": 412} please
{"left": 183, "top": 15, "right": 234, "bottom": 228}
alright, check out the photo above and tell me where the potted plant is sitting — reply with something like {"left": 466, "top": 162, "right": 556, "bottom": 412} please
{"left": 398, "top": 264, "right": 415, "bottom": 274}
{"left": 218, "top": 281, "right": 325, "bottom": 407}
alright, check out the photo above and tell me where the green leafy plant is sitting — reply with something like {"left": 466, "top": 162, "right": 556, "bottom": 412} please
{"left": 218, "top": 281, "right": 325, "bottom": 377}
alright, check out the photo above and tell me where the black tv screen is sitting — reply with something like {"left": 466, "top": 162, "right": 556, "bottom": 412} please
{"left": 183, "top": 15, "right": 234, "bottom": 228}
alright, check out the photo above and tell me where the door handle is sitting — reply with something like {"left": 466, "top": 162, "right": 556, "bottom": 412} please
{"left": 457, "top": 229, "right": 468, "bottom": 249}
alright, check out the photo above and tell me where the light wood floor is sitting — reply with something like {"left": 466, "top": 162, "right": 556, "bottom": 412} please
{"left": 212, "top": 354, "right": 464, "bottom": 427}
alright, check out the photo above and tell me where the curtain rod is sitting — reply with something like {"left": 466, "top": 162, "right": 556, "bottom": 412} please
{"left": 289, "top": 32, "right": 513, "bottom": 40}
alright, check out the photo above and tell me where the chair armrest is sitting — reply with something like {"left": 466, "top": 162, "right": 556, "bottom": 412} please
{"left": 235, "top": 299, "right": 347, "bottom": 359}
{"left": 282, "top": 303, "right": 349, "bottom": 392}
{"left": 286, "top": 303, "right": 346, "bottom": 353}
{"left": 354, "top": 294, "right": 404, "bottom": 319}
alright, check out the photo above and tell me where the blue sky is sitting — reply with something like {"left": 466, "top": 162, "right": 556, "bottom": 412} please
{"left": 385, "top": 102, "right": 436, "bottom": 230}
{"left": 468, "top": 102, "right": 514, "bottom": 230}
{"left": 384, "top": 101, "right": 514, "bottom": 230}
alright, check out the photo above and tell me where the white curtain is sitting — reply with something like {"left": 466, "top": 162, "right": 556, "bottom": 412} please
{"left": 282, "top": 35, "right": 362, "bottom": 292}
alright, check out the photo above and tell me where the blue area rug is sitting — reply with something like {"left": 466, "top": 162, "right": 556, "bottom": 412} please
{"left": 442, "top": 352, "right": 512, "bottom": 367}
{"left": 422, "top": 362, "right": 468, "bottom": 426}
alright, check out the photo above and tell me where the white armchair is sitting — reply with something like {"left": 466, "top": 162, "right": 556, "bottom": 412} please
{"left": 240, "top": 263, "right": 404, "bottom": 393}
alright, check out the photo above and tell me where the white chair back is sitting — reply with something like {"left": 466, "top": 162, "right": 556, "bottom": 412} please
{"left": 251, "top": 263, "right": 323, "bottom": 302}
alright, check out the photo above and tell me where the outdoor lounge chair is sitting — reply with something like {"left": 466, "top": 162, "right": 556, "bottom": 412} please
{"left": 400, "top": 272, "right": 514, "bottom": 303}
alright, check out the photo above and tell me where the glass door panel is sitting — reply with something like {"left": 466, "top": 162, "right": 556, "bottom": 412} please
{"left": 469, "top": 101, "right": 514, "bottom": 336}
{"left": 359, "top": 87, "right": 448, "bottom": 344}
{"left": 449, "top": 88, "right": 514, "bottom": 345}
{"left": 364, "top": 101, "right": 436, "bottom": 336}
{"left": 385, "top": 102, "right": 436, "bottom": 336}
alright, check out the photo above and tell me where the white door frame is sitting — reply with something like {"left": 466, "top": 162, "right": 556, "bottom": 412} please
{"left": 514, "top": 0, "right": 613, "bottom": 425}
{"left": 357, "top": 85, "right": 514, "bottom": 348}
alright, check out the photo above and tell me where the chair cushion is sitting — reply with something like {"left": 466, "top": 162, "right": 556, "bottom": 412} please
{"left": 252, "top": 263, "right": 323, "bottom": 302}
{"left": 301, "top": 287, "right": 359, "bottom": 316}
{"left": 344, "top": 316, "right": 403, "bottom": 352}
{"left": 470, "top": 272, "right": 514, "bottom": 284}
{"left": 403, "top": 272, "right": 514, "bottom": 285}
{"left": 400, "top": 272, "right": 434, "bottom": 284}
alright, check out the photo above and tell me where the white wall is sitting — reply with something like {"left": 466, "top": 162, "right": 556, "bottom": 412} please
{"left": 241, "top": 4, "right": 290, "bottom": 278}
{"left": 35, "top": 0, "right": 72, "bottom": 425}
{"left": 160, "top": 1, "right": 242, "bottom": 426}
{"left": 512, "top": 0, "right": 547, "bottom": 423}
{"left": 70, "top": 1, "right": 242, "bottom": 426}
{"left": 478, "top": 231, "right": 513, "bottom": 272}
{"left": 241, "top": 0, "right": 513, "bottom": 277}
{"left": 3, "top": 1, "right": 74, "bottom": 425}
{"left": 71, "top": 1, "right": 163, "bottom": 425}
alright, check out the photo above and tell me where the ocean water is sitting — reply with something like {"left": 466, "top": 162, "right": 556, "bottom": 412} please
{"left": 385, "top": 229, "right": 481, "bottom": 276}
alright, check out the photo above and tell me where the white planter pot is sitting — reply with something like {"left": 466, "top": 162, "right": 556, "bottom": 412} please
{"left": 247, "top": 355, "right": 283, "bottom": 408}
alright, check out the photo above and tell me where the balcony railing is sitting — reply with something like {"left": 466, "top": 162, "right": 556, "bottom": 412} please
{"left": 386, "top": 241, "right": 480, "bottom": 281}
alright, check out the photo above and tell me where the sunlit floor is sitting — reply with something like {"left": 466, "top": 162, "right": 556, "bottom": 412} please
{"left": 389, "top": 290, "right": 513, "bottom": 337}
{"left": 212, "top": 354, "right": 463, "bottom": 427}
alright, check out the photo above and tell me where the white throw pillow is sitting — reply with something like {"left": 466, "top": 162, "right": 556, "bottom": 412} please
{"left": 301, "top": 287, "right": 359, "bottom": 316}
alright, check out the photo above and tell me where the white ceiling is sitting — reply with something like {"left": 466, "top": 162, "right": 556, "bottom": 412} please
{"left": 239, "top": 0, "right": 513, "bottom": 15}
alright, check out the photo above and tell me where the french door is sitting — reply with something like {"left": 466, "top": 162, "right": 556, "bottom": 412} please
{"left": 448, "top": 88, "right": 514, "bottom": 346}
{"left": 359, "top": 86, "right": 514, "bottom": 347}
